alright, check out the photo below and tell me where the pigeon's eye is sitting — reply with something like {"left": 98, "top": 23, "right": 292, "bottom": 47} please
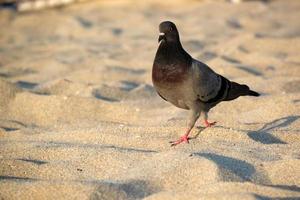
{"left": 169, "top": 27, "right": 173, "bottom": 32}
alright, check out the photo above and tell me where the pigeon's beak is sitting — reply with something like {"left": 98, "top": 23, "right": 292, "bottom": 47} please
{"left": 158, "top": 32, "right": 165, "bottom": 42}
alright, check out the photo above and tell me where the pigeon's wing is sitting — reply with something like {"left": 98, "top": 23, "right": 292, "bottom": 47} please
{"left": 191, "top": 59, "right": 259, "bottom": 104}
{"left": 191, "top": 59, "right": 225, "bottom": 103}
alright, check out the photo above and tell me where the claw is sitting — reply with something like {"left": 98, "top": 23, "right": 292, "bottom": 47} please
{"left": 170, "top": 135, "right": 190, "bottom": 146}
{"left": 204, "top": 120, "right": 216, "bottom": 127}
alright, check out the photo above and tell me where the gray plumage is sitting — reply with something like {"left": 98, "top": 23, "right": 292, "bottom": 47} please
{"left": 152, "top": 21, "right": 259, "bottom": 145}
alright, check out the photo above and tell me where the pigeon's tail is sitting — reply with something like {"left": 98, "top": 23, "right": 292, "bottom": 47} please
{"left": 224, "top": 81, "right": 260, "bottom": 101}
{"left": 248, "top": 90, "right": 260, "bottom": 97}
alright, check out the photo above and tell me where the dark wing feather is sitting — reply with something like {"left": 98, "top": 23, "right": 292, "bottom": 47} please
{"left": 192, "top": 59, "right": 222, "bottom": 102}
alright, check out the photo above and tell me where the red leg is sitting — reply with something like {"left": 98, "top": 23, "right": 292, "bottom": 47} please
{"left": 204, "top": 120, "right": 216, "bottom": 127}
{"left": 169, "top": 134, "right": 189, "bottom": 146}
{"left": 170, "top": 128, "right": 192, "bottom": 146}
{"left": 170, "top": 110, "right": 200, "bottom": 146}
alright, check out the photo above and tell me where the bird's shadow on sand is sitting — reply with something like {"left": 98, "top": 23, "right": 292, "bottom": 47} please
{"left": 247, "top": 115, "right": 300, "bottom": 144}
{"left": 209, "top": 115, "right": 299, "bottom": 145}
{"left": 190, "top": 152, "right": 300, "bottom": 194}
{"left": 192, "top": 152, "right": 257, "bottom": 182}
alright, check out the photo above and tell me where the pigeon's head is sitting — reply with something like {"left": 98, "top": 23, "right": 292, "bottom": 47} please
{"left": 158, "top": 21, "right": 179, "bottom": 43}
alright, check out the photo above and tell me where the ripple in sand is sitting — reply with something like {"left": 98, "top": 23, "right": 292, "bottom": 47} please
{"left": 0, "top": 175, "right": 37, "bottom": 182}
{"left": 15, "top": 81, "right": 38, "bottom": 89}
{"left": 92, "top": 89, "right": 120, "bottom": 102}
{"left": 197, "top": 51, "right": 218, "bottom": 62}
{"left": 238, "top": 45, "right": 250, "bottom": 53}
{"left": 75, "top": 16, "right": 93, "bottom": 28}
{"left": 16, "top": 140, "right": 158, "bottom": 154}
{"left": 120, "top": 81, "right": 139, "bottom": 91}
{"left": 254, "top": 194, "right": 300, "bottom": 200}
{"left": 184, "top": 40, "right": 206, "bottom": 52}
{"left": 0, "top": 127, "right": 19, "bottom": 131}
{"left": 92, "top": 83, "right": 156, "bottom": 102}
{"left": 0, "top": 79, "right": 22, "bottom": 107}
{"left": 16, "top": 158, "right": 48, "bottom": 165}
{"left": 255, "top": 29, "right": 300, "bottom": 39}
{"left": 0, "top": 68, "right": 36, "bottom": 78}
{"left": 90, "top": 180, "right": 158, "bottom": 200}
{"left": 236, "top": 65, "right": 263, "bottom": 76}
{"left": 221, "top": 55, "right": 241, "bottom": 64}
{"left": 226, "top": 18, "right": 242, "bottom": 29}
{"left": 107, "top": 66, "right": 146, "bottom": 75}
{"left": 55, "top": 52, "right": 84, "bottom": 65}
{"left": 124, "top": 84, "right": 156, "bottom": 100}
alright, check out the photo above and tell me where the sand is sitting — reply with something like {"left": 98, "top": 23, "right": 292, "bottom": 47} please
{"left": 0, "top": 0, "right": 300, "bottom": 199}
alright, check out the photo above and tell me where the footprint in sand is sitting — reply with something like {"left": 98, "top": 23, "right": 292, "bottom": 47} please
{"left": 75, "top": 16, "right": 93, "bottom": 28}
{"left": 111, "top": 28, "right": 123, "bottom": 36}
{"left": 226, "top": 18, "right": 243, "bottom": 29}
{"left": 282, "top": 80, "right": 300, "bottom": 93}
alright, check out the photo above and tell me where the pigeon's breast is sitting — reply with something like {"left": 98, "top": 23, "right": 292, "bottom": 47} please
{"left": 152, "top": 64, "right": 195, "bottom": 109}
{"left": 152, "top": 63, "right": 189, "bottom": 84}
{"left": 154, "top": 82, "right": 193, "bottom": 110}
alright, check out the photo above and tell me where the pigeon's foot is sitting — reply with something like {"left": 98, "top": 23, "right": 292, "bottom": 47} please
{"left": 170, "top": 135, "right": 190, "bottom": 146}
{"left": 204, "top": 120, "right": 216, "bottom": 127}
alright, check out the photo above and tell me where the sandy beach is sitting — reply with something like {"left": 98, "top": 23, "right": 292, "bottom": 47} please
{"left": 0, "top": 0, "right": 300, "bottom": 199}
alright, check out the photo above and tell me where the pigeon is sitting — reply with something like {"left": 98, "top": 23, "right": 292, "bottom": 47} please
{"left": 152, "top": 21, "right": 260, "bottom": 146}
